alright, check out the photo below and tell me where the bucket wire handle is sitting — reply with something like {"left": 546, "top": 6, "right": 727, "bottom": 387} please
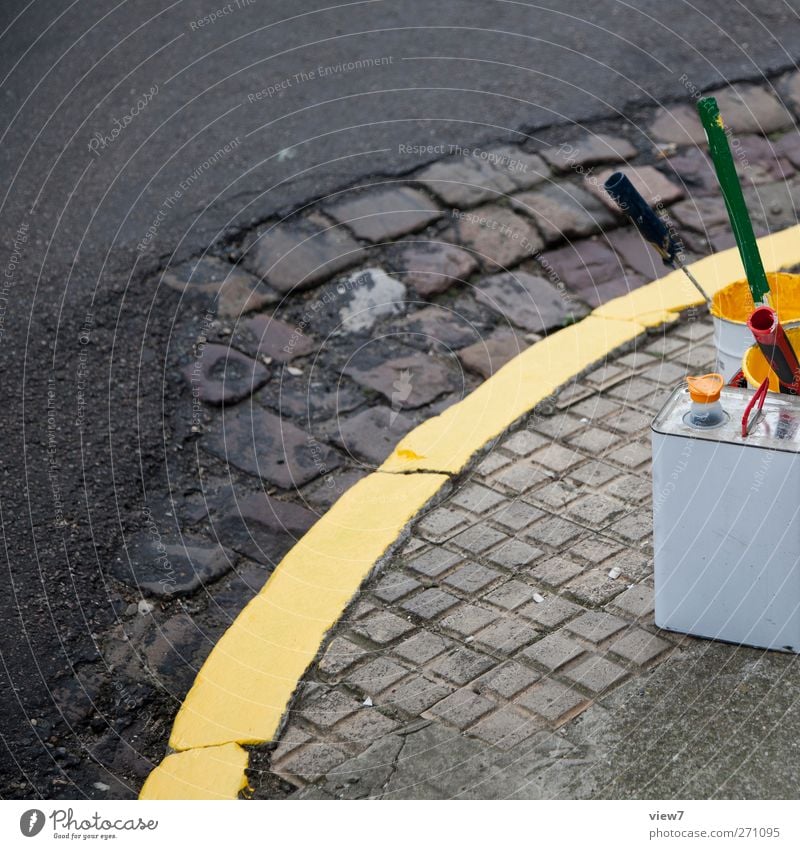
{"left": 742, "top": 377, "right": 769, "bottom": 437}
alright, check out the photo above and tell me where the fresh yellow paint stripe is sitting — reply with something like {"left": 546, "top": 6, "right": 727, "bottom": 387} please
{"left": 169, "top": 471, "right": 448, "bottom": 751}
{"left": 141, "top": 224, "right": 800, "bottom": 799}
{"left": 139, "top": 743, "right": 248, "bottom": 800}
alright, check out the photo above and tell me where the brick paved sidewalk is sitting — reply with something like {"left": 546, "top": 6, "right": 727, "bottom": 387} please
{"left": 252, "top": 315, "right": 800, "bottom": 800}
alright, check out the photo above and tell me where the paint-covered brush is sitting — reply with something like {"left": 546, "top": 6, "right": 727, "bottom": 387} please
{"left": 603, "top": 171, "right": 711, "bottom": 307}
{"left": 697, "top": 96, "right": 771, "bottom": 306}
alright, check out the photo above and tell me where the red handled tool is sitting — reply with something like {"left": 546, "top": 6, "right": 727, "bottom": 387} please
{"left": 747, "top": 305, "right": 800, "bottom": 392}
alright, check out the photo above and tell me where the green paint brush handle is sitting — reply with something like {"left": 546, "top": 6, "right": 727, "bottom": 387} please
{"left": 697, "top": 97, "right": 770, "bottom": 305}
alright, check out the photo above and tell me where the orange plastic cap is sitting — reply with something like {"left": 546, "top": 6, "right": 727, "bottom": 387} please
{"left": 686, "top": 373, "right": 724, "bottom": 403}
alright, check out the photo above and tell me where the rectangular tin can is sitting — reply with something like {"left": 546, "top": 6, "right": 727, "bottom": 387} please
{"left": 652, "top": 383, "right": 800, "bottom": 652}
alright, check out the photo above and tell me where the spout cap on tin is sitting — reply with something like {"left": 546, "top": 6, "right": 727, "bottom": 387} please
{"left": 687, "top": 373, "right": 724, "bottom": 403}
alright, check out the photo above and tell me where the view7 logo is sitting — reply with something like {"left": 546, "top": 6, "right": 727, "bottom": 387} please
{"left": 20, "top": 809, "right": 45, "bottom": 837}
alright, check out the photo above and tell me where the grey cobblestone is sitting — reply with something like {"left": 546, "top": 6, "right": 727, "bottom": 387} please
{"left": 318, "top": 637, "right": 369, "bottom": 676}
{"left": 521, "top": 631, "right": 585, "bottom": 671}
{"left": 449, "top": 524, "right": 508, "bottom": 553}
{"left": 563, "top": 655, "right": 628, "bottom": 694}
{"left": 324, "top": 186, "right": 441, "bottom": 242}
{"left": 416, "top": 508, "right": 469, "bottom": 543}
{"left": 385, "top": 674, "right": 455, "bottom": 714}
{"left": 439, "top": 604, "right": 500, "bottom": 637}
{"left": 528, "top": 556, "right": 584, "bottom": 588}
{"left": 609, "top": 582, "right": 655, "bottom": 619}
{"left": 425, "top": 687, "right": 496, "bottom": 729}
{"left": 494, "top": 461, "right": 553, "bottom": 493}
{"left": 444, "top": 562, "right": 503, "bottom": 594}
{"left": 450, "top": 483, "right": 507, "bottom": 514}
{"left": 501, "top": 429, "right": 549, "bottom": 456}
{"left": 333, "top": 710, "right": 401, "bottom": 743}
{"left": 565, "top": 493, "right": 626, "bottom": 528}
{"left": 407, "top": 547, "right": 463, "bottom": 577}
{"left": 401, "top": 587, "right": 460, "bottom": 620}
{"left": 351, "top": 611, "right": 416, "bottom": 644}
{"left": 473, "top": 616, "right": 538, "bottom": 655}
{"left": 301, "top": 689, "right": 364, "bottom": 728}
{"left": 518, "top": 595, "right": 581, "bottom": 629}
{"left": 489, "top": 500, "right": 544, "bottom": 532}
{"left": 487, "top": 538, "right": 544, "bottom": 569}
{"left": 525, "top": 516, "right": 584, "bottom": 548}
{"left": 609, "top": 628, "right": 671, "bottom": 665}
{"left": 515, "top": 679, "right": 590, "bottom": 725}
{"left": 482, "top": 579, "right": 538, "bottom": 610}
{"left": 567, "top": 536, "right": 624, "bottom": 565}
{"left": 373, "top": 573, "right": 423, "bottom": 603}
{"left": 427, "top": 647, "right": 494, "bottom": 685}
{"left": 530, "top": 443, "right": 582, "bottom": 473}
{"left": 565, "top": 568, "right": 627, "bottom": 606}
{"left": 346, "top": 658, "right": 412, "bottom": 695}
{"left": 474, "top": 660, "right": 541, "bottom": 698}
{"left": 565, "top": 610, "right": 628, "bottom": 644}
{"left": 566, "top": 460, "right": 620, "bottom": 487}
{"left": 393, "top": 631, "right": 453, "bottom": 666}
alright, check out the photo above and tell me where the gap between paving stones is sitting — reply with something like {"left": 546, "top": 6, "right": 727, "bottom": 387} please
{"left": 139, "top": 224, "right": 800, "bottom": 799}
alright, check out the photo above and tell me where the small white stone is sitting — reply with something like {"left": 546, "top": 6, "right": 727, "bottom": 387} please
{"left": 362, "top": 697, "right": 373, "bottom": 707}
{"left": 287, "top": 366, "right": 303, "bottom": 376}
{"left": 465, "top": 635, "right": 474, "bottom": 643}
{"left": 608, "top": 567, "right": 622, "bottom": 579}
{"left": 532, "top": 593, "right": 545, "bottom": 604}
{"left": 137, "top": 599, "right": 154, "bottom": 616}
{"left": 93, "top": 782, "right": 110, "bottom": 791}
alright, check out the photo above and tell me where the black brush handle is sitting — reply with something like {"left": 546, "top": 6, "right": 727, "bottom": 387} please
{"left": 604, "top": 171, "right": 680, "bottom": 266}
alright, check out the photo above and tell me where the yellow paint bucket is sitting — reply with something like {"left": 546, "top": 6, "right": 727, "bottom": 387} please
{"left": 742, "top": 324, "right": 800, "bottom": 392}
{"left": 711, "top": 272, "right": 800, "bottom": 381}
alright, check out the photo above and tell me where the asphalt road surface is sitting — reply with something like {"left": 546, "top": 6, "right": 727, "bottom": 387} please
{"left": 2, "top": 0, "right": 800, "bottom": 797}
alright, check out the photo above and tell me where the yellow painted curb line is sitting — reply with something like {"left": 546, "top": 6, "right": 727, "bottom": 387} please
{"left": 139, "top": 743, "right": 248, "bottom": 799}
{"left": 140, "top": 224, "right": 800, "bottom": 799}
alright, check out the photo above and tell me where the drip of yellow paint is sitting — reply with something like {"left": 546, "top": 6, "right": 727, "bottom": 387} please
{"left": 396, "top": 448, "right": 424, "bottom": 461}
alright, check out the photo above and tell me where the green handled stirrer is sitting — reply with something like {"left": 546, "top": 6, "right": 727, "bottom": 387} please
{"left": 697, "top": 96, "right": 771, "bottom": 305}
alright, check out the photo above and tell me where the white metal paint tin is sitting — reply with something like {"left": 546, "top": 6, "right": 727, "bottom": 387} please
{"left": 652, "top": 383, "right": 800, "bottom": 652}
